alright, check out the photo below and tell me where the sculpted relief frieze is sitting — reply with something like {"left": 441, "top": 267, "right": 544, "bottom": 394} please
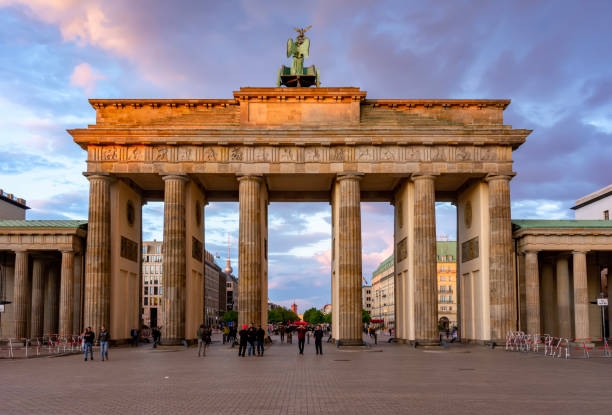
{"left": 89, "top": 144, "right": 506, "bottom": 164}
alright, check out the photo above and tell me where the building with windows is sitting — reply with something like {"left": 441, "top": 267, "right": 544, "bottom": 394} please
{"left": 371, "top": 255, "right": 395, "bottom": 328}
{"left": 362, "top": 285, "right": 372, "bottom": 313}
{"left": 142, "top": 240, "right": 163, "bottom": 328}
{"left": 572, "top": 184, "right": 612, "bottom": 220}
{"left": 436, "top": 241, "right": 457, "bottom": 328}
{"left": 204, "top": 250, "right": 224, "bottom": 326}
{"left": 226, "top": 273, "right": 238, "bottom": 311}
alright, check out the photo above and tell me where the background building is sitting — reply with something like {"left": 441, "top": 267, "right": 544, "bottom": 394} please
{"left": 204, "top": 250, "right": 224, "bottom": 326}
{"left": 0, "top": 189, "right": 28, "bottom": 220}
{"left": 437, "top": 241, "right": 457, "bottom": 328}
{"left": 362, "top": 285, "right": 372, "bottom": 313}
{"left": 226, "top": 273, "right": 238, "bottom": 311}
{"left": 291, "top": 302, "right": 298, "bottom": 315}
{"left": 572, "top": 184, "right": 612, "bottom": 220}
{"left": 321, "top": 304, "right": 332, "bottom": 314}
{"left": 371, "top": 255, "right": 394, "bottom": 328}
{"left": 142, "top": 240, "right": 163, "bottom": 328}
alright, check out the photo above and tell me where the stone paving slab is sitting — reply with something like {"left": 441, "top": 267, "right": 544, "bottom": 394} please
{"left": 1, "top": 334, "right": 611, "bottom": 414}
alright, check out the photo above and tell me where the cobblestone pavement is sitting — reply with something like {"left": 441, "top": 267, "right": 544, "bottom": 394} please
{"left": 2, "top": 333, "right": 612, "bottom": 414}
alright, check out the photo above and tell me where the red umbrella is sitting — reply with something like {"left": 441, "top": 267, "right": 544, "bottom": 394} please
{"left": 292, "top": 321, "right": 308, "bottom": 325}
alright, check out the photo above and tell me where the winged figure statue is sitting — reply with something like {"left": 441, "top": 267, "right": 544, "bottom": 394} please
{"left": 277, "top": 26, "right": 320, "bottom": 87}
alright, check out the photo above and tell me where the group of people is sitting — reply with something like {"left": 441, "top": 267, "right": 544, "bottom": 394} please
{"left": 237, "top": 324, "right": 266, "bottom": 356}
{"left": 81, "top": 326, "right": 110, "bottom": 361}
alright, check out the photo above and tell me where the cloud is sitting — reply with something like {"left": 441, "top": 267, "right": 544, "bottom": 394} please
{"left": 70, "top": 62, "right": 105, "bottom": 94}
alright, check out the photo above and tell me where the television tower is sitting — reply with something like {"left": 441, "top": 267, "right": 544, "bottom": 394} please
{"left": 224, "top": 233, "right": 233, "bottom": 274}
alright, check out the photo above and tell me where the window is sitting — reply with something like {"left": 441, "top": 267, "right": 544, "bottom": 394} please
{"left": 144, "top": 287, "right": 149, "bottom": 295}
{"left": 159, "top": 287, "right": 163, "bottom": 296}
{"left": 153, "top": 298, "right": 158, "bottom": 306}
{"left": 142, "top": 246, "right": 147, "bottom": 254}
{"left": 449, "top": 306, "right": 453, "bottom": 311}
{"left": 156, "top": 245, "right": 161, "bottom": 254}
{"left": 440, "top": 295, "right": 447, "bottom": 302}
{"left": 154, "top": 286, "right": 158, "bottom": 295}
{"left": 441, "top": 306, "right": 447, "bottom": 311}
{"left": 605, "top": 210, "right": 610, "bottom": 220}
{"left": 144, "top": 297, "right": 148, "bottom": 306}
{"left": 440, "top": 276, "right": 447, "bottom": 281}
{"left": 449, "top": 295, "right": 453, "bottom": 303}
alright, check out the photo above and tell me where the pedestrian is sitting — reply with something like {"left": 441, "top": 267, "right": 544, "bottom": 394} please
{"left": 247, "top": 323, "right": 257, "bottom": 356}
{"left": 256, "top": 324, "right": 265, "bottom": 356}
{"left": 287, "top": 327, "right": 293, "bottom": 344}
{"left": 197, "top": 323, "right": 206, "bottom": 357}
{"left": 130, "top": 327, "right": 139, "bottom": 347}
{"left": 152, "top": 327, "right": 161, "bottom": 348}
{"left": 371, "top": 327, "right": 377, "bottom": 345}
{"left": 307, "top": 328, "right": 311, "bottom": 344}
{"left": 279, "top": 325, "right": 285, "bottom": 343}
{"left": 297, "top": 324, "right": 306, "bottom": 355}
{"left": 223, "top": 325, "right": 230, "bottom": 344}
{"left": 314, "top": 324, "right": 324, "bottom": 355}
{"left": 98, "top": 325, "right": 110, "bottom": 361}
{"left": 83, "top": 327, "right": 95, "bottom": 361}
{"left": 205, "top": 326, "right": 212, "bottom": 353}
{"left": 238, "top": 324, "right": 248, "bottom": 357}
{"left": 450, "top": 328, "right": 458, "bottom": 343}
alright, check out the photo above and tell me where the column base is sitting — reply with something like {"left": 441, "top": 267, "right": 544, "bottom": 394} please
{"left": 336, "top": 339, "right": 364, "bottom": 347}
{"left": 162, "top": 338, "right": 188, "bottom": 347}
{"left": 413, "top": 339, "right": 441, "bottom": 347}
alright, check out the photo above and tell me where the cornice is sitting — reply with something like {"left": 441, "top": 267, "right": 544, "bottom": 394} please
{"left": 364, "top": 99, "right": 510, "bottom": 110}
{"left": 89, "top": 99, "right": 237, "bottom": 110}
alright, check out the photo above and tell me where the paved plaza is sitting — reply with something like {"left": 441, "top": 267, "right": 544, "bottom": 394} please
{"left": 2, "top": 333, "right": 612, "bottom": 414}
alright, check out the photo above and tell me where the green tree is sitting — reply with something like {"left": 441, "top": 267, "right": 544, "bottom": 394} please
{"left": 222, "top": 310, "right": 238, "bottom": 323}
{"left": 268, "top": 307, "right": 299, "bottom": 324}
{"left": 362, "top": 309, "right": 371, "bottom": 324}
{"left": 323, "top": 313, "right": 332, "bottom": 324}
{"left": 303, "top": 307, "right": 324, "bottom": 324}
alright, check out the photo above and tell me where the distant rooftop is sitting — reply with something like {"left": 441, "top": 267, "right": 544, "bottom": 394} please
{"left": 0, "top": 189, "right": 29, "bottom": 210}
{"left": 512, "top": 219, "right": 612, "bottom": 229}
{"left": 571, "top": 184, "right": 612, "bottom": 210}
{"left": 0, "top": 220, "right": 87, "bottom": 228}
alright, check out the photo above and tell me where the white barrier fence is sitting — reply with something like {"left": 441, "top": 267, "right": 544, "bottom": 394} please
{"left": 0, "top": 334, "right": 84, "bottom": 359}
{"left": 505, "top": 330, "right": 612, "bottom": 359}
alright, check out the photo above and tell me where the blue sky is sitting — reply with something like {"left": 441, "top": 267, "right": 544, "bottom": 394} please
{"left": 1, "top": 0, "right": 611, "bottom": 311}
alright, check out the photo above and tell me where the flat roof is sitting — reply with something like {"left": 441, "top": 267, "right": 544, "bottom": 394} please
{"left": 512, "top": 219, "right": 612, "bottom": 229}
{"left": 571, "top": 184, "right": 612, "bottom": 210}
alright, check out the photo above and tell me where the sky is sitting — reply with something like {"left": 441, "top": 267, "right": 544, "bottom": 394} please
{"left": 1, "top": 0, "right": 611, "bottom": 311}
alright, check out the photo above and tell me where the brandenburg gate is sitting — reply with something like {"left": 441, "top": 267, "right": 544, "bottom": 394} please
{"left": 69, "top": 86, "right": 530, "bottom": 346}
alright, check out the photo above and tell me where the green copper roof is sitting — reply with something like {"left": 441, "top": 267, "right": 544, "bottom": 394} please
{"left": 372, "top": 254, "right": 394, "bottom": 277}
{"left": 0, "top": 220, "right": 87, "bottom": 228}
{"left": 437, "top": 241, "right": 457, "bottom": 262}
{"left": 512, "top": 220, "right": 612, "bottom": 229}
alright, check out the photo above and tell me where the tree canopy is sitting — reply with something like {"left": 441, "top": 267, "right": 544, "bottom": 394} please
{"left": 302, "top": 307, "right": 324, "bottom": 324}
{"left": 268, "top": 306, "right": 299, "bottom": 324}
{"left": 222, "top": 310, "right": 238, "bottom": 323}
{"left": 362, "top": 309, "right": 371, "bottom": 324}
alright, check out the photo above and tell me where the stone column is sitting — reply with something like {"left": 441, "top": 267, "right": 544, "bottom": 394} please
{"left": 162, "top": 174, "right": 188, "bottom": 344}
{"left": 72, "top": 253, "right": 83, "bottom": 335}
{"left": 238, "top": 175, "right": 263, "bottom": 329}
{"left": 541, "top": 261, "right": 555, "bottom": 334}
{"left": 83, "top": 173, "right": 112, "bottom": 332}
{"left": 30, "top": 258, "right": 45, "bottom": 338}
{"left": 336, "top": 174, "right": 363, "bottom": 345}
{"left": 486, "top": 175, "right": 516, "bottom": 342}
{"left": 12, "top": 250, "right": 29, "bottom": 338}
{"left": 524, "top": 251, "right": 540, "bottom": 334}
{"left": 572, "top": 250, "right": 589, "bottom": 342}
{"left": 413, "top": 175, "right": 438, "bottom": 344}
{"left": 556, "top": 255, "right": 571, "bottom": 338}
{"left": 59, "top": 250, "right": 75, "bottom": 336}
{"left": 43, "top": 265, "right": 59, "bottom": 335}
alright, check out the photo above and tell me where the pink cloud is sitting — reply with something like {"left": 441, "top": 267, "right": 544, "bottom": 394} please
{"left": 70, "top": 62, "right": 105, "bottom": 94}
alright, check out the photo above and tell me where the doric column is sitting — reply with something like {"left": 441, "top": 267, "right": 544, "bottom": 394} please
{"left": 524, "top": 251, "right": 540, "bottom": 334}
{"left": 30, "top": 258, "right": 45, "bottom": 338}
{"left": 541, "top": 261, "right": 555, "bottom": 334}
{"left": 238, "top": 175, "right": 264, "bottom": 329}
{"left": 83, "top": 173, "right": 112, "bottom": 332}
{"left": 413, "top": 175, "right": 437, "bottom": 344}
{"left": 59, "top": 250, "right": 75, "bottom": 336}
{"left": 486, "top": 175, "right": 516, "bottom": 342}
{"left": 336, "top": 174, "right": 363, "bottom": 345}
{"left": 72, "top": 253, "right": 83, "bottom": 335}
{"left": 556, "top": 255, "right": 571, "bottom": 338}
{"left": 12, "top": 250, "right": 29, "bottom": 338}
{"left": 43, "top": 265, "right": 59, "bottom": 335}
{"left": 572, "top": 250, "right": 589, "bottom": 342}
{"left": 162, "top": 174, "right": 188, "bottom": 344}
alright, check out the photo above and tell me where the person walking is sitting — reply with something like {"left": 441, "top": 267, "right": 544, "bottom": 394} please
{"left": 83, "top": 327, "right": 95, "bottom": 361}
{"left": 152, "top": 327, "right": 161, "bottom": 348}
{"left": 297, "top": 325, "right": 306, "bottom": 355}
{"left": 279, "top": 325, "right": 285, "bottom": 343}
{"left": 98, "top": 325, "right": 110, "bottom": 361}
{"left": 256, "top": 325, "right": 265, "bottom": 356}
{"left": 130, "top": 327, "right": 139, "bottom": 347}
{"left": 223, "top": 325, "right": 230, "bottom": 344}
{"left": 197, "top": 324, "right": 208, "bottom": 357}
{"left": 238, "top": 324, "right": 248, "bottom": 357}
{"left": 371, "top": 327, "right": 377, "bottom": 345}
{"left": 247, "top": 323, "right": 257, "bottom": 356}
{"left": 314, "top": 325, "right": 324, "bottom": 355}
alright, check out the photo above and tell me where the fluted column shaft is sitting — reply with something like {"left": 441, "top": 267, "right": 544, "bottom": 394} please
{"left": 84, "top": 174, "right": 112, "bottom": 332}
{"left": 524, "top": 251, "right": 540, "bottom": 334}
{"left": 59, "top": 250, "right": 75, "bottom": 336}
{"left": 413, "top": 175, "right": 437, "bottom": 343}
{"left": 336, "top": 174, "right": 362, "bottom": 345}
{"left": 238, "top": 176, "right": 263, "bottom": 329}
{"left": 30, "top": 258, "right": 45, "bottom": 338}
{"left": 572, "top": 251, "right": 589, "bottom": 341}
{"left": 13, "top": 250, "right": 29, "bottom": 338}
{"left": 43, "top": 265, "right": 59, "bottom": 335}
{"left": 556, "top": 256, "right": 571, "bottom": 338}
{"left": 162, "top": 174, "right": 188, "bottom": 344}
{"left": 541, "top": 262, "right": 555, "bottom": 334}
{"left": 487, "top": 175, "right": 515, "bottom": 342}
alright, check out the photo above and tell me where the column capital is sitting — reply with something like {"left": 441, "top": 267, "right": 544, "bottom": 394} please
{"left": 411, "top": 174, "right": 437, "bottom": 182}
{"left": 13, "top": 248, "right": 28, "bottom": 254}
{"left": 336, "top": 173, "right": 363, "bottom": 182}
{"left": 484, "top": 173, "right": 516, "bottom": 183}
{"left": 161, "top": 173, "right": 189, "bottom": 182}
{"left": 236, "top": 174, "right": 264, "bottom": 183}
{"left": 83, "top": 172, "right": 114, "bottom": 182}
{"left": 523, "top": 249, "right": 539, "bottom": 255}
{"left": 572, "top": 250, "right": 589, "bottom": 255}
{"left": 60, "top": 249, "right": 75, "bottom": 254}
